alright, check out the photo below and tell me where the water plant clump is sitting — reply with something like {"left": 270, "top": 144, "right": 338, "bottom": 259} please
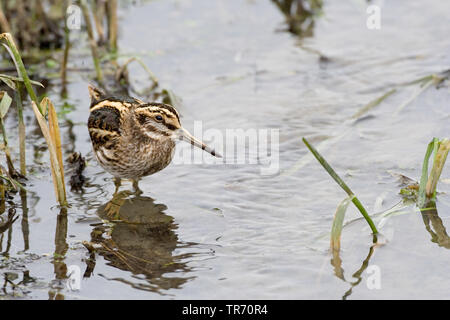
{"left": 304, "top": 134, "right": 449, "bottom": 248}
{"left": 0, "top": 32, "right": 67, "bottom": 206}
{"left": 0, "top": 0, "right": 64, "bottom": 53}
{"left": 414, "top": 138, "right": 449, "bottom": 209}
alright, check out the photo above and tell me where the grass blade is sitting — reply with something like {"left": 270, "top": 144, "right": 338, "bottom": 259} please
{"left": 331, "top": 196, "right": 352, "bottom": 253}
{"left": 418, "top": 138, "right": 438, "bottom": 208}
{"left": 302, "top": 137, "right": 378, "bottom": 234}
{"left": 352, "top": 89, "right": 396, "bottom": 119}
{"left": 0, "top": 91, "right": 12, "bottom": 118}
{"left": 0, "top": 33, "right": 42, "bottom": 113}
{"left": 79, "top": 0, "right": 103, "bottom": 83}
{"left": 0, "top": 91, "right": 18, "bottom": 177}
{"left": 0, "top": 74, "right": 44, "bottom": 89}
{"left": 117, "top": 57, "right": 159, "bottom": 86}
{"left": 31, "top": 101, "right": 67, "bottom": 207}
{"left": 106, "top": 0, "right": 118, "bottom": 53}
{"left": 302, "top": 137, "right": 353, "bottom": 195}
{"left": 46, "top": 98, "right": 66, "bottom": 197}
{"left": 14, "top": 83, "right": 26, "bottom": 175}
{"left": 426, "top": 139, "right": 450, "bottom": 200}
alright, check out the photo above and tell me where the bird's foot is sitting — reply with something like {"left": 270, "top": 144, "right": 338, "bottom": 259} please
{"left": 104, "top": 190, "right": 132, "bottom": 220}
{"left": 132, "top": 179, "right": 143, "bottom": 196}
{"left": 104, "top": 202, "right": 120, "bottom": 220}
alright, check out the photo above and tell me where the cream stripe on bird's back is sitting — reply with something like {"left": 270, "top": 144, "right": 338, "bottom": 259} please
{"left": 90, "top": 100, "right": 131, "bottom": 113}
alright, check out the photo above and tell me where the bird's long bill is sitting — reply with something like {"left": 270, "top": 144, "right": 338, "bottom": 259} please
{"left": 178, "top": 128, "right": 222, "bottom": 158}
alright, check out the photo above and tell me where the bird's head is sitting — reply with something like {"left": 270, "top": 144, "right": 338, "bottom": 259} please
{"left": 133, "top": 103, "right": 221, "bottom": 158}
{"left": 88, "top": 84, "right": 221, "bottom": 158}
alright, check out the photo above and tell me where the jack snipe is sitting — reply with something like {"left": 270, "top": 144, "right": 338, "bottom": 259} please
{"left": 87, "top": 85, "right": 220, "bottom": 192}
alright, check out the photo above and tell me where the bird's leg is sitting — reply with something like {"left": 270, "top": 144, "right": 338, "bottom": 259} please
{"left": 105, "top": 190, "right": 131, "bottom": 220}
{"left": 113, "top": 177, "right": 122, "bottom": 195}
{"left": 105, "top": 177, "right": 124, "bottom": 219}
{"left": 132, "top": 179, "right": 143, "bottom": 196}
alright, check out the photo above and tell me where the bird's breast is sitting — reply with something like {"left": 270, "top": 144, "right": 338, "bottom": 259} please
{"left": 103, "top": 138, "right": 176, "bottom": 179}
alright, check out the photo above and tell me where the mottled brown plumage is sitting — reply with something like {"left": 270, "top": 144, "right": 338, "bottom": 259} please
{"left": 87, "top": 85, "right": 220, "bottom": 183}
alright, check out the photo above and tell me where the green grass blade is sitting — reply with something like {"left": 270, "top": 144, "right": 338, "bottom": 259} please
{"left": 331, "top": 196, "right": 352, "bottom": 252}
{"left": 14, "top": 83, "right": 26, "bottom": 175}
{"left": 0, "top": 74, "right": 44, "bottom": 89}
{"left": 0, "top": 91, "right": 12, "bottom": 118}
{"left": 418, "top": 138, "right": 438, "bottom": 208}
{"left": 302, "top": 137, "right": 353, "bottom": 196}
{"left": 426, "top": 139, "right": 450, "bottom": 201}
{"left": 0, "top": 33, "right": 41, "bottom": 113}
{"left": 302, "top": 137, "right": 378, "bottom": 234}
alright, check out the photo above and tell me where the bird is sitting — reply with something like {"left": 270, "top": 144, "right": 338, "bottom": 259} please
{"left": 87, "top": 85, "right": 221, "bottom": 196}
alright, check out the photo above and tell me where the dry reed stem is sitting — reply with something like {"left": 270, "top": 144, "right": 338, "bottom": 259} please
{"left": 31, "top": 100, "right": 67, "bottom": 206}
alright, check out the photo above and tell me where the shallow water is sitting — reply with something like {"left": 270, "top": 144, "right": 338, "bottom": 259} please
{"left": 1, "top": 0, "right": 450, "bottom": 299}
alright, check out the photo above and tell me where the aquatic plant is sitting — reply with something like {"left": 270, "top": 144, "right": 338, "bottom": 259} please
{"left": 305, "top": 134, "right": 449, "bottom": 300}
{"left": 0, "top": 32, "right": 67, "bottom": 206}
{"left": 0, "top": 0, "right": 64, "bottom": 53}
{"left": 79, "top": 0, "right": 104, "bottom": 84}
{"left": 74, "top": 0, "right": 161, "bottom": 98}
{"left": 418, "top": 138, "right": 450, "bottom": 209}
{"left": 32, "top": 98, "right": 67, "bottom": 206}
{"left": 304, "top": 134, "right": 449, "bottom": 258}
{"left": 303, "top": 137, "right": 382, "bottom": 299}
{"left": 302, "top": 137, "right": 378, "bottom": 235}
{"left": 271, "top": 0, "right": 323, "bottom": 37}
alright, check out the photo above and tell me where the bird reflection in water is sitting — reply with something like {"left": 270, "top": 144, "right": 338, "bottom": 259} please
{"left": 83, "top": 192, "right": 200, "bottom": 293}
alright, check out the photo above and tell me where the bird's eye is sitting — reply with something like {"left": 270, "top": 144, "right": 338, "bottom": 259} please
{"left": 155, "top": 115, "right": 163, "bottom": 122}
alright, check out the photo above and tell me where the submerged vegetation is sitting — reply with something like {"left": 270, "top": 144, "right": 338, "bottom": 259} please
{"left": 271, "top": 0, "right": 323, "bottom": 37}
{"left": 304, "top": 136, "right": 449, "bottom": 240}
{"left": 303, "top": 136, "right": 449, "bottom": 299}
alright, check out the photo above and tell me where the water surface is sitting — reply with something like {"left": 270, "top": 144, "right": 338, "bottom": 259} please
{"left": 1, "top": 0, "right": 450, "bottom": 299}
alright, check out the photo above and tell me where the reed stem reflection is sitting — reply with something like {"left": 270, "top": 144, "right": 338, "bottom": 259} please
{"left": 49, "top": 207, "right": 68, "bottom": 300}
{"left": 19, "top": 189, "right": 29, "bottom": 251}
{"left": 330, "top": 234, "right": 378, "bottom": 300}
{"left": 421, "top": 201, "right": 450, "bottom": 249}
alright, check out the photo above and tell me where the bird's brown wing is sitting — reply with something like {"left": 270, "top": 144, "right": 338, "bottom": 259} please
{"left": 87, "top": 105, "right": 121, "bottom": 150}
